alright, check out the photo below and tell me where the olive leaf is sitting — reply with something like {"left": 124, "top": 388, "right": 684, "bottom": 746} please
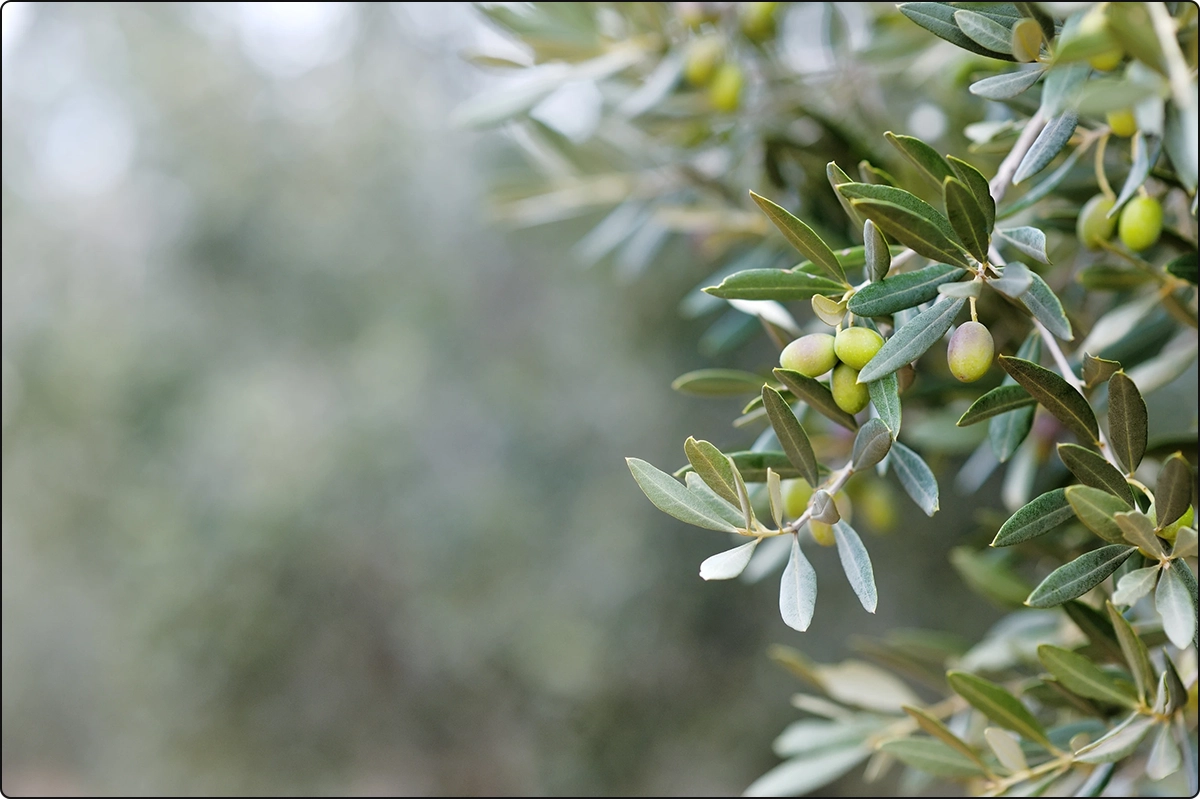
{"left": 992, "top": 489, "right": 1074, "bottom": 547}
{"left": 1107, "top": 372, "right": 1147, "bottom": 475}
{"left": 890, "top": 441, "right": 939, "bottom": 517}
{"left": 946, "top": 671, "right": 1052, "bottom": 748}
{"left": 700, "top": 539, "right": 761, "bottom": 581}
{"left": 969, "top": 68, "right": 1044, "bottom": 100}
{"left": 946, "top": 155, "right": 995, "bottom": 232}
{"left": 750, "top": 191, "right": 847, "bottom": 285}
{"left": 685, "top": 437, "right": 740, "bottom": 506}
{"left": 1106, "top": 601, "right": 1156, "bottom": 703}
{"left": 1057, "top": 443, "right": 1136, "bottom": 507}
{"left": 1026, "top": 545, "right": 1136, "bottom": 607}
{"left": 944, "top": 176, "right": 990, "bottom": 263}
{"left": 1156, "top": 562, "right": 1197, "bottom": 649}
{"left": 879, "top": 737, "right": 984, "bottom": 779}
{"left": 1013, "top": 112, "right": 1078, "bottom": 184}
{"left": 858, "top": 298, "right": 966, "bottom": 384}
{"left": 1154, "top": 453, "right": 1193, "bottom": 530}
{"left": 774, "top": 369, "right": 860, "bottom": 431}
{"left": 671, "top": 369, "right": 768, "bottom": 396}
{"left": 953, "top": 9, "right": 1014, "bottom": 55}
{"left": 885, "top": 131, "right": 954, "bottom": 188}
{"left": 704, "top": 269, "right": 846, "bottom": 301}
{"left": 863, "top": 219, "right": 890, "bottom": 283}
{"left": 867, "top": 372, "right": 901, "bottom": 436}
{"left": 995, "top": 226, "right": 1049, "bottom": 264}
{"left": 998, "top": 356, "right": 1097, "bottom": 444}
{"left": 780, "top": 535, "right": 817, "bottom": 632}
{"left": 1036, "top": 645, "right": 1138, "bottom": 708}
{"left": 1066, "top": 485, "right": 1132, "bottom": 544}
{"left": 897, "top": 3, "right": 1018, "bottom": 61}
{"left": 958, "top": 385, "right": 1036, "bottom": 427}
{"left": 1082, "top": 353, "right": 1121, "bottom": 389}
{"left": 627, "top": 458, "right": 741, "bottom": 532}
{"left": 761, "top": 387, "right": 820, "bottom": 488}
{"left": 1020, "top": 271, "right": 1073, "bottom": 340}
{"left": 851, "top": 418, "right": 892, "bottom": 471}
{"left": 833, "top": 521, "right": 877, "bottom": 613}
{"left": 847, "top": 264, "right": 966, "bottom": 317}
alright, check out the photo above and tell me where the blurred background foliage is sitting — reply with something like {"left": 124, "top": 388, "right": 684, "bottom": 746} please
{"left": 6, "top": 3, "right": 1187, "bottom": 796}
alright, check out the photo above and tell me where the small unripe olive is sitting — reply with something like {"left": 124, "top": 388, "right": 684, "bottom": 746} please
{"left": 1106, "top": 108, "right": 1137, "bottom": 137}
{"left": 1088, "top": 46, "right": 1124, "bottom": 71}
{"left": 856, "top": 480, "right": 898, "bottom": 533}
{"left": 708, "top": 62, "right": 743, "bottom": 112}
{"left": 947, "top": 321, "right": 994, "bottom": 383}
{"left": 834, "top": 327, "right": 884, "bottom": 371}
{"left": 1076, "top": 194, "right": 1117, "bottom": 249}
{"left": 780, "top": 333, "right": 838, "bottom": 377}
{"left": 783, "top": 479, "right": 813, "bottom": 519}
{"left": 1118, "top": 195, "right": 1163, "bottom": 252}
{"left": 808, "top": 492, "right": 851, "bottom": 546}
{"left": 831, "top": 363, "right": 869, "bottom": 414}
{"left": 739, "top": 2, "right": 778, "bottom": 42}
{"left": 1159, "top": 506, "right": 1194, "bottom": 544}
{"left": 684, "top": 36, "right": 723, "bottom": 86}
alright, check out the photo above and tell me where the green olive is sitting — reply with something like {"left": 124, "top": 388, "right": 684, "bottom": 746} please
{"left": 676, "top": 2, "right": 720, "bottom": 30}
{"left": 783, "top": 479, "right": 813, "bottom": 519}
{"left": 1088, "top": 46, "right": 1124, "bottom": 71}
{"left": 1106, "top": 108, "right": 1137, "bottom": 137}
{"left": 684, "top": 36, "right": 723, "bottom": 86}
{"left": 780, "top": 333, "right": 838, "bottom": 377}
{"left": 739, "top": 2, "right": 778, "bottom": 42}
{"left": 1118, "top": 195, "right": 1163, "bottom": 252}
{"left": 1076, "top": 194, "right": 1117, "bottom": 249}
{"left": 947, "top": 321, "right": 994, "bottom": 383}
{"left": 849, "top": 480, "right": 898, "bottom": 533}
{"left": 834, "top": 327, "right": 884, "bottom": 371}
{"left": 1159, "top": 506, "right": 1194, "bottom": 544}
{"left": 831, "top": 363, "right": 869, "bottom": 415}
{"left": 708, "top": 62, "right": 743, "bottom": 112}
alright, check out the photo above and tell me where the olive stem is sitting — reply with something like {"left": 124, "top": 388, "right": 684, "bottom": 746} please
{"left": 1094, "top": 133, "right": 1114, "bottom": 200}
{"left": 990, "top": 108, "right": 1046, "bottom": 204}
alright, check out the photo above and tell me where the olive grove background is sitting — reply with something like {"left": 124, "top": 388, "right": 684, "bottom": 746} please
{"left": 2, "top": 3, "right": 1188, "bottom": 796}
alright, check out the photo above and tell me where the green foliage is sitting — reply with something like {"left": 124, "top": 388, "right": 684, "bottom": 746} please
{"left": 467, "top": 2, "right": 1198, "bottom": 795}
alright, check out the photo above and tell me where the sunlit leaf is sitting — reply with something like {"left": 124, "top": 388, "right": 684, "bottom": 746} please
{"left": 1073, "top": 713, "right": 1155, "bottom": 764}
{"left": 995, "top": 227, "right": 1049, "bottom": 264}
{"left": 1145, "top": 723, "right": 1182, "bottom": 781}
{"left": 750, "top": 191, "right": 847, "bottom": 285}
{"left": 774, "top": 369, "right": 860, "bottom": 431}
{"left": 1113, "top": 511, "right": 1164, "bottom": 558}
{"left": 1111, "top": 565, "right": 1160, "bottom": 606}
{"left": 743, "top": 746, "right": 868, "bottom": 797}
{"left": 685, "top": 437, "right": 739, "bottom": 506}
{"left": 704, "top": 269, "right": 846, "bottom": 301}
{"left": 954, "top": 9, "right": 1014, "bottom": 55}
{"left": 700, "top": 539, "right": 760, "bottom": 581}
{"left": 1155, "top": 561, "right": 1196, "bottom": 649}
{"left": 983, "top": 727, "right": 1027, "bottom": 774}
{"left": 1036, "top": 645, "right": 1138, "bottom": 708}
{"left": 897, "top": 3, "right": 1018, "bottom": 60}
{"left": 969, "top": 68, "right": 1044, "bottom": 100}
{"left": 885, "top": 131, "right": 954, "bottom": 188}
{"left": 989, "top": 262, "right": 1033, "bottom": 298}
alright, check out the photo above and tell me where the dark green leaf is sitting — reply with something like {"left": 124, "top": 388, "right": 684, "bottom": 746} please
{"left": 946, "top": 671, "right": 1052, "bottom": 748}
{"left": 944, "top": 177, "right": 990, "bottom": 262}
{"left": 998, "top": 142, "right": 1088, "bottom": 219}
{"left": 988, "top": 404, "right": 1034, "bottom": 463}
{"left": 627, "top": 458, "right": 741, "bottom": 532}
{"left": 897, "top": 3, "right": 1018, "bottom": 60}
{"left": 1066, "top": 485, "right": 1132, "bottom": 544}
{"left": 1077, "top": 264, "right": 1155, "bottom": 291}
{"left": 1106, "top": 601, "right": 1155, "bottom": 703}
{"left": 1020, "top": 270, "right": 1073, "bottom": 340}
{"left": 996, "top": 226, "right": 1049, "bottom": 264}
{"left": 950, "top": 547, "right": 1032, "bottom": 607}
{"left": 684, "top": 437, "right": 740, "bottom": 506}
{"left": 1074, "top": 714, "right": 1156, "bottom": 764}
{"left": 671, "top": 368, "right": 767, "bottom": 396}
{"left": 762, "top": 387, "right": 820, "bottom": 488}
{"left": 774, "top": 369, "right": 860, "bottom": 431}
{"left": 1064, "top": 601, "right": 1124, "bottom": 665}
{"left": 1164, "top": 252, "right": 1197, "bottom": 285}
{"left": 868, "top": 372, "right": 901, "bottom": 435}
{"left": 1082, "top": 353, "right": 1121, "bottom": 389}
{"left": 858, "top": 299, "right": 966, "bottom": 383}
{"left": 1156, "top": 561, "right": 1196, "bottom": 649}
{"left": 885, "top": 131, "right": 955, "bottom": 188}
{"left": 992, "top": 488, "right": 1074, "bottom": 546}
{"left": 1037, "top": 645, "right": 1138, "bottom": 708}
{"left": 954, "top": 9, "right": 1014, "bottom": 54}
{"left": 847, "top": 264, "right": 967, "bottom": 317}
{"left": 878, "top": 737, "right": 984, "bottom": 778}
{"left": 969, "top": 68, "right": 1044, "bottom": 100}
{"left": 890, "top": 441, "right": 939, "bottom": 516}
{"left": 1026, "top": 545, "right": 1136, "bottom": 607}
{"left": 863, "top": 220, "right": 890, "bottom": 283}
{"left": 1109, "top": 132, "right": 1161, "bottom": 218}
{"left": 858, "top": 159, "right": 897, "bottom": 186}
{"left": 833, "top": 522, "right": 877, "bottom": 613}
{"left": 852, "top": 418, "right": 893, "bottom": 472}
{"left": 946, "top": 155, "right": 995, "bottom": 233}
{"left": 959, "top": 385, "right": 1036, "bottom": 427}
{"left": 1057, "top": 443, "right": 1137, "bottom": 506}
{"left": 998, "top": 356, "right": 1097, "bottom": 443}
{"left": 1155, "top": 453, "right": 1193, "bottom": 530}
{"left": 849, "top": 198, "right": 972, "bottom": 268}
{"left": 1107, "top": 372, "right": 1147, "bottom": 474}
{"left": 750, "top": 191, "right": 847, "bottom": 284}
{"left": 704, "top": 269, "right": 846, "bottom": 301}
{"left": 780, "top": 535, "right": 817, "bottom": 632}
{"left": 827, "top": 161, "right": 865, "bottom": 228}
{"left": 1013, "top": 112, "right": 1078, "bottom": 184}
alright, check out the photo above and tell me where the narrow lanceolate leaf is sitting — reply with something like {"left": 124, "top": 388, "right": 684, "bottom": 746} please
{"left": 959, "top": 385, "right": 1036, "bottom": 427}
{"left": 1111, "top": 565, "right": 1161, "bottom": 606}
{"left": 780, "top": 535, "right": 817, "bottom": 631}
{"left": 750, "top": 191, "right": 847, "bottom": 285}
{"left": 1065, "top": 601, "right": 1125, "bottom": 664}
{"left": 828, "top": 161, "right": 864, "bottom": 228}
{"left": 1020, "top": 271, "right": 1073, "bottom": 340}
{"left": 627, "top": 458, "right": 740, "bottom": 532}
{"left": 891, "top": 441, "right": 939, "bottom": 516}
{"left": 684, "top": 473, "right": 746, "bottom": 530}
{"left": 902, "top": 707, "right": 988, "bottom": 770}
{"left": 868, "top": 372, "right": 901, "bottom": 436}
{"left": 850, "top": 198, "right": 971, "bottom": 268}
{"left": 1066, "top": 485, "right": 1131, "bottom": 544}
{"left": 1156, "top": 562, "right": 1197, "bottom": 649}
{"left": 944, "top": 177, "right": 990, "bottom": 262}
{"left": 768, "top": 469, "right": 784, "bottom": 528}
{"left": 833, "top": 521, "right": 877, "bottom": 613}
{"left": 969, "top": 68, "right": 1044, "bottom": 100}
{"left": 1074, "top": 714, "right": 1156, "bottom": 764}
{"left": 989, "top": 404, "right": 1035, "bottom": 463}
{"left": 762, "top": 387, "right": 820, "bottom": 488}
{"left": 946, "top": 671, "right": 1052, "bottom": 748}
{"left": 1026, "top": 546, "right": 1136, "bottom": 608}
{"left": 998, "top": 141, "right": 1087, "bottom": 219}
{"left": 992, "top": 489, "right": 1073, "bottom": 546}
{"left": 743, "top": 747, "right": 869, "bottom": 798}
{"left": 897, "top": 3, "right": 1018, "bottom": 61}
{"left": 863, "top": 220, "right": 890, "bottom": 283}
{"left": 704, "top": 269, "right": 845, "bottom": 301}
{"left": 1013, "top": 112, "right": 1078, "bottom": 184}
{"left": 885, "top": 131, "right": 954, "bottom": 188}
{"left": 700, "top": 539, "right": 760, "bottom": 581}
{"left": 858, "top": 299, "right": 966, "bottom": 383}
{"left": 1165, "top": 252, "right": 1198, "bottom": 285}
{"left": 989, "top": 262, "right": 1032, "bottom": 298}
{"left": 946, "top": 155, "right": 995, "bottom": 232}
{"left": 685, "top": 437, "right": 740, "bottom": 506}
{"left": 671, "top": 369, "right": 766, "bottom": 396}
{"left": 954, "top": 9, "right": 1014, "bottom": 54}
{"left": 1106, "top": 601, "right": 1156, "bottom": 703}
{"left": 1145, "top": 723, "right": 1182, "bottom": 781}
{"left": 996, "top": 226, "right": 1049, "bottom": 264}
{"left": 847, "top": 264, "right": 966, "bottom": 317}
{"left": 851, "top": 419, "right": 892, "bottom": 472}
{"left": 984, "top": 727, "right": 1028, "bottom": 774}
{"left": 1036, "top": 645, "right": 1139, "bottom": 708}
{"left": 1113, "top": 511, "right": 1165, "bottom": 558}
{"left": 1154, "top": 453, "right": 1193, "bottom": 530}
{"left": 1082, "top": 353, "right": 1121, "bottom": 389}
{"left": 774, "top": 369, "right": 860, "bottom": 431}
{"left": 878, "top": 737, "right": 984, "bottom": 778}
{"left": 1057, "top": 444, "right": 1136, "bottom": 507}
{"left": 1039, "top": 62, "right": 1088, "bottom": 118}
{"left": 998, "top": 356, "right": 1097, "bottom": 443}
{"left": 1107, "top": 372, "right": 1147, "bottom": 475}
{"left": 838, "top": 182, "right": 959, "bottom": 238}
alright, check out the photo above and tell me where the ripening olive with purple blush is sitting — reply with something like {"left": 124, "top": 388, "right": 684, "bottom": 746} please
{"left": 947, "top": 322, "right": 994, "bottom": 383}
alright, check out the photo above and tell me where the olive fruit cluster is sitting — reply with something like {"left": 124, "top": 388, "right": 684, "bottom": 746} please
{"left": 780, "top": 327, "right": 883, "bottom": 415}
{"left": 683, "top": 36, "right": 744, "bottom": 112}
{"left": 1077, "top": 193, "right": 1163, "bottom": 252}
{"left": 947, "top": 321, "right": 994, "bottom": 383}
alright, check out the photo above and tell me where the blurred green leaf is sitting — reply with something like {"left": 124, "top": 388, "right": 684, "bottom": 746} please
{"left": 885, "top": 131, "right": 954, "bottom": 188}
{"left": 772, "top": 718, "right": 880, "bottom": 758}
{"left": 1040, "top": 62, "right": 1088, "bottom": 117}
{"left": 901, "top": 707, "right": 989, "bottom": 771}
{"left": 1074, "top": 714, "right": 1155, "bottom": 764}
{"left": 1145, "top": 723, "right": 1182, "bottom": 781}
{"left": 1164, "top": 252, "right": 1197, "bottom": 285}
{"left": 998, "top": 356, "right": 1096, "bottom": 442}
{"left": 762, "top": 387, "right": 820, "bottom": 488}
{"left": 1106, "top": 2, "right": 1165, "bottom": 74}
{"left": 1057, "top": 444, "right": 1136, "bottom": 506}
{"left": 1065, "top": 601, "right": 1124, "bottom": 664}
{"left": 774, "top": 369, "right": 860, "bottom": 431}
{"left": 671, "top": 369, "right": 767, "bottom": 396}
{"left": 1026, "top": 545, "right": 1136, "bottom": 607}
{"left": 1076, "top": 264, "right": 1154, "bottom": 291}
{"left": 992, "top": 489, "right": 1073, "bottom": 546}
{"left": 949, "top": 547, "right": 1030, "bottom": 607}
{"left": 984, "top": 726, "right": 1028, "bottom": 774}
{"left": 868, "top": 372, "right": 901, "bottom": 436}
{"left": 998, "top": 141, "right": 1088, "bottom": 218}
{"left": 858, "top": 299, "right": 967, "bottom": 383}
{"left": 898, "top": 3, "right": 1018, "bottom": 61}
{"left": 989, "top": 262, "right": 1033, "bottom": 298}
{"left": 1036, "top": 645, "right": 1138, "bottom": 708}
{"left": 946, "top": 671, "right": 1052, "bottom": 748}
{"left": 890, "top": 441, "right": 939, "bottom": 516}
{"left": 743, "top": 746, "right": 868, "bottom": 797}
{"left": 1109, "top": 132, "right": 1161, "bottom": 219}
{"left": 969, "top": 68, "right": 1044, "bottom": 99}
{"left": 878, "top": 737, "right": 984, "bottom": 778}
{"left": 750, "top": 192, "right": 847, "bottom": 285}
{"left": 847, "top": 264, "right": 966, "bottom": 317}
{"left": 628, "top": 458, "right": 741, "bottom": 532}
{"left": 959, "top": 385, "right": 1036, "bottom": 427}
